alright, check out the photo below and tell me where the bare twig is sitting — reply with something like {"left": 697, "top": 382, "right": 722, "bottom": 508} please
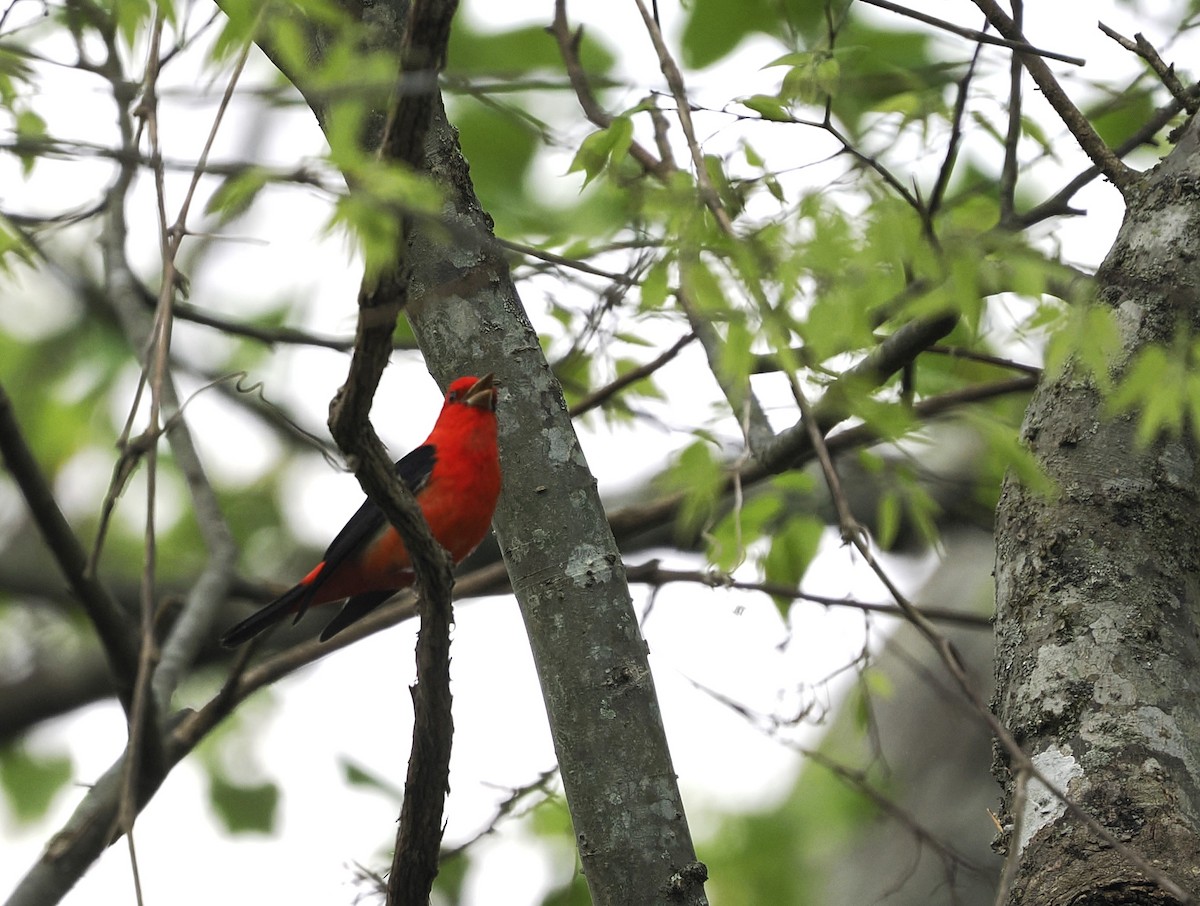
{"left": 1013, "top": 86, "right": 1194, "bottom": 227}
{"left": 999, "top": 0, "right": 1024, "bottom": 224}
{"left": 498, "top": 236, "right": 638, "bottom": 285}
{"left": 858, "top": 0, "right": 1085, "bottom": 66}
{"left": 569, "top": 332, "right": 696, "bottom": 417}
{"left": 631, "top": 0, "right": 734, "bottom": 235}
{"left": 0, "top": 381, "right": 139, "bottom": 707}
{"left": 623, "top": 560, "right": 991, "bottom": 627}
{"left": 927, "top": 38, "right": 984, "bottom": 227}
{"left": 1098, "top": 23, "right": 1198, "bottom": 115}
{"left": 549, "top": 0, "right": 672, "bottom": 179}
{"left": 970, "top": 0, "right": 1137, "bottom": 193}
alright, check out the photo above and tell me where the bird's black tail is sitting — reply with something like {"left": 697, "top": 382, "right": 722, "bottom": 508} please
{"left": 221, "top": 583, "right": 311, "bottom": 648}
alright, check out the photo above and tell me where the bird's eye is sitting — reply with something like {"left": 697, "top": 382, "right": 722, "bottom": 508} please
{"left": 448, "top": 390, "right": 460, "bottom": 402}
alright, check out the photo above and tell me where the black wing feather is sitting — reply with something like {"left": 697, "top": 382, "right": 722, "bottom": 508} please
{"left": 305, "top": 445, "right": 437, "bottom": 598}
{"left": 219, "top": 446, "right": 437, "bottom": 647}
{"left": 319, "top": 589, "right": 399, "bottom": 641}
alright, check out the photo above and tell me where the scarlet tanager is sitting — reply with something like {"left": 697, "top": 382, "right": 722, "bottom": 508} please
{"left": 221, "top": 373, "right": 500, "bottom": 646}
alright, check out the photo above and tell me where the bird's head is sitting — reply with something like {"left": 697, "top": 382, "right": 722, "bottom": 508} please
{"left": 446, "top": 373, "right": 498, "bottom": 413}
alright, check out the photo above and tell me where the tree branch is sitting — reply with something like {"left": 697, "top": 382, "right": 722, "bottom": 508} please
{"left": 970, "top": 0, "right": 1138, "bottom": 194}
{"left": 322, "top": 1, "right": 460, "bottom": 902}
{"left": 0, "top": 381, "right": 139, "bottom": 708}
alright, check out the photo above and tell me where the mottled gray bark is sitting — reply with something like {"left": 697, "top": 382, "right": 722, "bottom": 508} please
{"left": 993, "top": 121, "right": 1200, "bottom": 902}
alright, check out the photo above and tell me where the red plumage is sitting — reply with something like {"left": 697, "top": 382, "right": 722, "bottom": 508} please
{"left": 221, "top": 374, "right": 500, "bottom": 646}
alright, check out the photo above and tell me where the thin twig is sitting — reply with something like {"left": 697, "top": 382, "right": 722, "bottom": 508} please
{"left": 858, "top": 0, "right": 1085, "bottom": 66}
{"left": 549, "top": 0, "right": 671, "bottom": 179}
{"left": 998, "top": 0, "right": 1024, "bottom": 224}
{"left": 631, "top": 0, "right": 734, "bottom": 235}
{"left": 498, "top": 236, "right": 638, "bottom": 285}
{"left": 0, "top": 381, "right": 139, "bottom": 707}
{"left": 790, "top": 350, "right": 1193, "bottom": 901}
{"left": 623, "top": 561, "right": 991, "bottom": 627}
{"left": 970, "top": 0, "right": 1137, "bottom": 194}
{"left": 927, "top": 37, "right": 984, "bottom": 228}
{"left": 1098, "top": 23, "right": 1198, "bottom": 115}
{"left": 569, "top": 332, "right": 696, "bottom": 417}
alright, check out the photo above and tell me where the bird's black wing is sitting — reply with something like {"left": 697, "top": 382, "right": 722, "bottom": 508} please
{"left": 304, "top": 444, "right": 438, "bottom": 598}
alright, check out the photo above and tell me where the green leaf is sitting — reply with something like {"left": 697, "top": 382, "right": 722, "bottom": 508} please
{"left": 680, "top": 0, "right": 823, "bottom": 69}
{"left": 1044, "top": 304, "right": 1122, "bottom": 389}
{"left": 1086, "top": 87, "right": 1160, "bottom": 152}
{"left": 680, "top": 258, "right": 727, "bottom": 313}
{"left": 113, "top": 0, "right": 152, "bottom": 49}
{"left": 664, "top": 439, "right": 726, "bottom": 534}
{"left": 640, "top": 258, "right": 671, "bottom": 311}
{"left": 448, "top": 22, "right": 614, "bottom": 77}
{"left": 709, "top": 492, "right": 782, "bottom": 570}
{"left": 875, "top": 490, "right": 901, "bottom": 549}
{"left": 0, "top": 219, "right": 36, "bottom": 273}
{"left": 742, "top": 93, "right": 792, "bottom": 122}
{"left": 0, "top": 744, "right": 73, "bottom": 824}
{"left": 14, "top": 107, "right": 47, "bottom": 176}
{"left": 208, "top": 772, "right": 279, "bottom": 835}
{"left": 1108, "top": 344, "right": 1188, "bottom": 446}
{"left": 340, "top": 756, "right": 404, "bottom": 802}
{"left": 567, "top": 116, "right": 633, "bottom": 187}
{"left": 451, "top": 98, "right": 540, "bottom": 209}
{"left": 761, "top": 516, "right": 824, "bottom": 611}
{"left": 205, "top": 167, "right": 270, "bottom": 223}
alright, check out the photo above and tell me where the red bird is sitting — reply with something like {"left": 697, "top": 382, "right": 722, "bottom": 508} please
{"left": 221, "top": 373, "right": 500, "bottom": 647}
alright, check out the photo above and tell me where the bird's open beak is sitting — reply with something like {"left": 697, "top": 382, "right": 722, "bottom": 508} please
{"left": 464, "top": 373, "right": 498, "bottom": 410}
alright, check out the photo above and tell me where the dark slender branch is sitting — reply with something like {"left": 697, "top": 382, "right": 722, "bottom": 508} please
{"left": 624, "top": 561, "right": 991, "bottom": 627}
{"left": 926, "top": 37, "right": 984, "bottom": 227}
{"left": 758, "top": 314, "right": 960, "bottom": 473}
{"left": 607, "top": 375, "right": 1039, "bottom": 542}
{"left": 998, "top": 0, "right": 1024, "bottom": 224}
{"left": 171, "top": 301, "right": 358, "bottom": 350}
{"left": 322, "top": 1, "right": 461, "bottom": 903}
{"left": 1013, "top": 86, "right": 1194, "bottom": 227}
{"left": 498, "top": 236, "right": 638, "bottom": 285}
{"left": 569, "top": 332, "right": 696, "bottom": 417}
{"left": 970, "top": 0, "right": 1137, "bottom": 194}
{"left": 0, "top": 381, "right": 138, "bottom": 708}
{"left": 822, "top": 111, "right": 924, "bottom": 213}
{"left": 1098, "top": 23, "right": 1198, "bottom": 115}
{"left": 857, "top": 0, "right": 1085, "bottom": 66}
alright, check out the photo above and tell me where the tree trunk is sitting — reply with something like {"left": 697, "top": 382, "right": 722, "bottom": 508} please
{"left": 405, "top": 99, "right": 708, "bottom": 905}
{"left": 993, "top": 121, "right": 1200, "bottom": 902}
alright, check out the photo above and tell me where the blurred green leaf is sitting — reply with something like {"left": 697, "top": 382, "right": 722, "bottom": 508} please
{"left": 664, "top": 439, "right": 726, "bottom": 535}
{"left": 208, "top": 772, "right": 280, "bottom": 835}
{"left": 761, "top": 515, "right": 824, "bottom": 610}
{"left": 449, "top": 23, "right": 614, "bottom": 77}
{"left": 679, "top": 0, "right": 824, "bottom": 69}
{"left": 567, "top": 116, "right": 633, "bottom": 188}
{"left": 0, "top": 743, "right": 72, "bottom": 824}
{"left": 13, "top": 107, "right": 46, "bottom": 176}
{"left": 205, "top": 167, "right": 270, "bottom": 223}
{"left": 340, "top": 756, "right": 404, "bottom": 802}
